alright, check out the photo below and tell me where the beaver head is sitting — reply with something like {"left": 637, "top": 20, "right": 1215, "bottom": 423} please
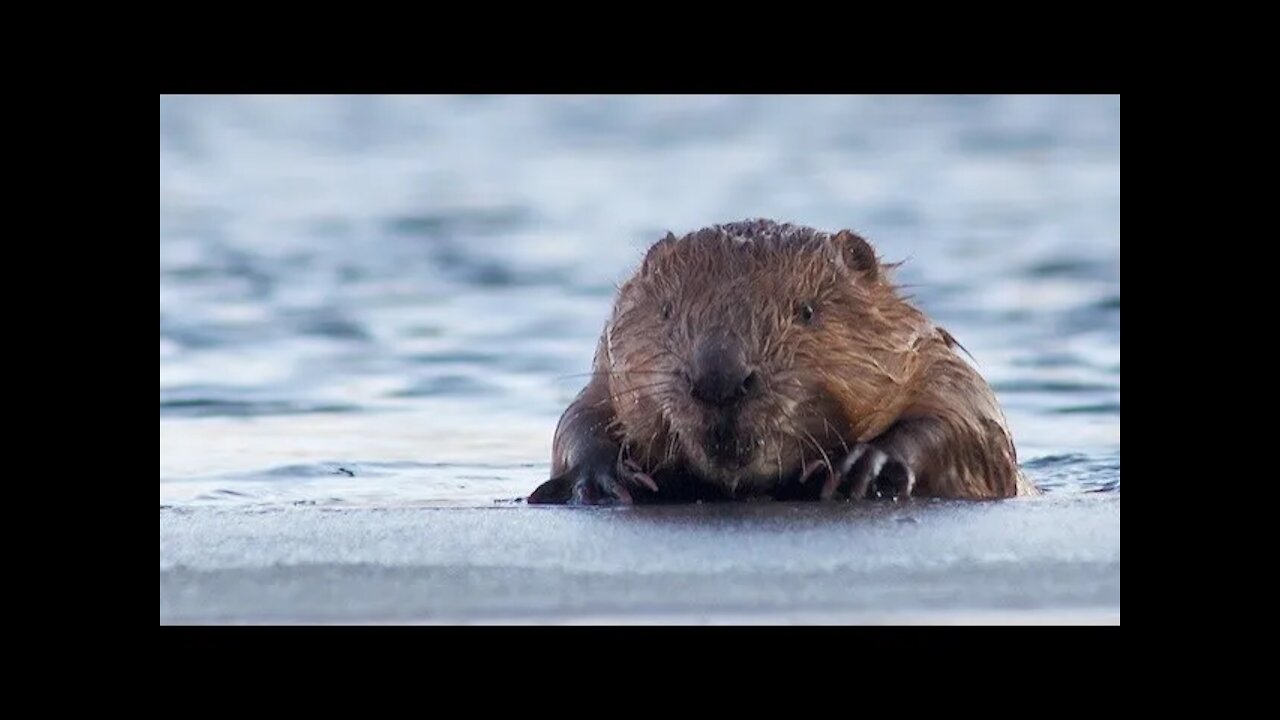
{"left": 603, "top": 220, "right": 927, "bottom": 493}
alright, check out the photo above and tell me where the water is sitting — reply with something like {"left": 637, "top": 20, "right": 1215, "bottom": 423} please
{"left": 159, "top": 95, "right": 1119, "bottom": 508}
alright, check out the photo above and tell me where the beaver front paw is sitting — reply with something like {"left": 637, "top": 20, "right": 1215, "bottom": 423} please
{"left": 815, "top": 443, "right": 915, "bottom": 501}
{"left": 527, "top": 456, "right": 658, "bottom": 506}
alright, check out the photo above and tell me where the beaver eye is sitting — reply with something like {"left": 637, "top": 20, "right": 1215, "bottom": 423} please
{"left": 661, "top": 303, "right": 674, "bottom": 321}
{"left": 799, "top": 303, "right": 816, "bottom": 324}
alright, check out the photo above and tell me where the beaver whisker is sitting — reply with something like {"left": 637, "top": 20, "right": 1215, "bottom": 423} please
{"left": 793, "top": 412, "right": 807, "bottom": 479}
{"left": 765, "top": 397, "right": 832, "bottom": 478}
{"left": 618, "top": 348, "right": 679, "bottom": 372}
{"left": 596, "top": 381, "right": 674, "bottom": 408}
{"left": 775, "top": 430, "right": 784, "bottom": 485}
{"left": 821, "top": 414, "right": 850, "bottom": 457}
{"left": 797, "top": 426, "right": 833, "bottom": 479}
{"left": 656, "top": 341, "right": 692, "bottom": 369}
{"left": 645, "top": 429, "right": 661, "bottom": 471}
{"left": 558, "top": 370, "right": 683, "bottom": 381}
{"left": 610, "top": 380, "right": 675, "bottom": 395}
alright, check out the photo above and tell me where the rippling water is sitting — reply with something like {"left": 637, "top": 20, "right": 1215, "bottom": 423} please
{"left": 159, "top": 95, "right": 1120, "bottom": 507}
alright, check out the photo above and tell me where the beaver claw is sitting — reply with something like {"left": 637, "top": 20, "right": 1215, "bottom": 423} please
{"left": 814, "top": 443, "right": 915, "bottom": 501}
{"left": 527, "top": 456, "right": 658, "bottom": 506}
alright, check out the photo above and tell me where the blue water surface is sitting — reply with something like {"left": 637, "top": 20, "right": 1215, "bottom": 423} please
{"left": 159, "top": 95, "right": 1120, "bottom": 508}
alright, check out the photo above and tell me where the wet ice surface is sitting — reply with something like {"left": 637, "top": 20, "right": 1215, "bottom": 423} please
{"left": 159, "top": 96, "right": 1119, "bottom": 623}
{"left": 160, "top": 496, "right": 1119, "bottom": 624}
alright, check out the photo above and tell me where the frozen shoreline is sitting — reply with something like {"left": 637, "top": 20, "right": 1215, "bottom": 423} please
{"left": 161, "top": 494, "right": 1119, "bottom": 624}
{"left": 192, "top": 609, "right": 1118, "bottom": 626}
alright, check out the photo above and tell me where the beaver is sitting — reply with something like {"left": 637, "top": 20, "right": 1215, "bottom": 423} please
{"left": 528, "top": 219, "right": 1037, "bottom": 505}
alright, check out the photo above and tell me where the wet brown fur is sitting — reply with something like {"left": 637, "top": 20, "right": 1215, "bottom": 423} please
{"left": 549, "top": 219, "right": 1035, "bottom": 500}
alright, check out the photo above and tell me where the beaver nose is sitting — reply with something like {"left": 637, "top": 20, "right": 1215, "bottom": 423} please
{"left": 690, "top": 333, "right": 757, "bottom": 408}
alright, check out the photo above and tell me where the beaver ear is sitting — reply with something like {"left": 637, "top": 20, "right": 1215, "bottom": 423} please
{"left": 641, "top": 231, "right": 678, "bottom": 274}
{"left": 831, "top": 230, "right": 880, "bottom": 281}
